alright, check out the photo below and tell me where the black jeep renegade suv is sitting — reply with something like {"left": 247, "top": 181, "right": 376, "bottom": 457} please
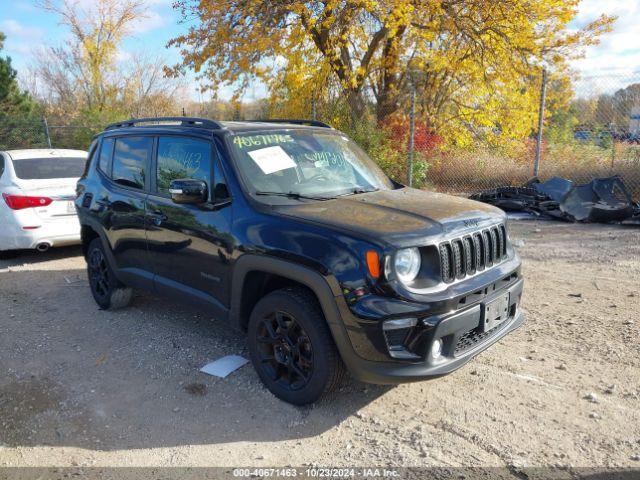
{"left": 76, "top": 117, "right": 524, "bottom": 405}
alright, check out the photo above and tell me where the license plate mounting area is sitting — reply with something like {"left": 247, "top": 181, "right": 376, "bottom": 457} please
{"left": 482, "top": 293, "right": 510, "bottom": 332}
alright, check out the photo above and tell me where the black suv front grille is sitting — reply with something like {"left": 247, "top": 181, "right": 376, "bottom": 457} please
{"left": 439, "top": 224, "right": 508, "bottom": 283}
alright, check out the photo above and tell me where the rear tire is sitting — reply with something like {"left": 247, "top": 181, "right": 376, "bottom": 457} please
{"left": 247, "top": 287, "right": 346, "bottom": 405}
{"left": 86, "top": 238, "right": 133, "bottom": 310}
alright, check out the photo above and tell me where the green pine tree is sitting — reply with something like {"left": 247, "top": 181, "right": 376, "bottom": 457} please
{"left": 0, "top": 32, "right": 48, "bottom": 150}
{"left": 0, "top": 31, "right": 34, "bottom": 115}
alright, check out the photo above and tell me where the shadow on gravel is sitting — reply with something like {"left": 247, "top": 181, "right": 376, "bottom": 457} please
{"left": 0, "top": 245, "right": 83, "bottom": 268}
{"left": 0, "top": 258, "right": 394, "bottom": 451}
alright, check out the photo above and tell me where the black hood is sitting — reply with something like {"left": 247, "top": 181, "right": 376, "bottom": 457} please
{"left": 275, "top": 188, "right": 506, "bottom": 248}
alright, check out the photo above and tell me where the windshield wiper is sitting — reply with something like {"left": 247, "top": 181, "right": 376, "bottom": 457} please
{"left": 337, "top": 187, "right": 380, "bottom": 197}
{"left": 255, "top": 191, "right": 335, "bottom": 201}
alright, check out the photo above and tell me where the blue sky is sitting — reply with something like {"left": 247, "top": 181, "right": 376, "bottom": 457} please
{"left": 1, "top": 1, "right": 183, "bottom": 65}
{"left": 0, "top": 0, "right": 232, "bottom": 101}
{"left": 0, "top": 0, "right": 639, "bottom": 101}
{"left": 569, "top": 0, "right": 640, "bottom": 96}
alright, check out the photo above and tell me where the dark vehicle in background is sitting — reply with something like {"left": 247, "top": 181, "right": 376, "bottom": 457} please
{"left": 574, "top": 127, "right": 640, "bottom": 145}
{"left": 75, "top": 117, "right": 524, "bottom": 405}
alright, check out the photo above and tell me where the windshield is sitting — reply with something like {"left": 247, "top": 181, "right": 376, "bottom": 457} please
{"left": 12, "top": 157, "right": 87, "bottom": 180}
{"left": 228, "top": 130, "right": 393, "bottom": 200}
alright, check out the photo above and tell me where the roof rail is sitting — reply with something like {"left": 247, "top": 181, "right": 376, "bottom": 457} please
{"left": 105, "top": 117, "right": 224, "bottom": 131}
{"left": 248, "top": 119, "right": 332, "bottom": 129}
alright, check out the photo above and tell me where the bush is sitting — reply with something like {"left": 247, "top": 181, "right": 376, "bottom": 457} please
{"left": 340, "top": 119, "right": 412, "bottom": 184}
{"left": 53, "top": 108, "right": 125, "bottom": 150}
{"left": 411, "top": 155, "right": 429, "bottom": 189}
{"left": 0, "top": 115, "right": 48, "bottom": 150}
{"left": 380, "top": 112, "right": 443, "bottom": 154}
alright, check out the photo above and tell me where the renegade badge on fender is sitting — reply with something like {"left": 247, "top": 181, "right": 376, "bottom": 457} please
{"left": 76, "top": 117, "right": 524, "bottom": 405}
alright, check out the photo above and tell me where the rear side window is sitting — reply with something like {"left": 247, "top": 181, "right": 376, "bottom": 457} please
{"left": 112, "top": 136, "right": 152, "bottom": 190}
{"left": 12, "top": 157, "right": 87, "bottom": 179}
{"left": 156, "top": 136, "right": 212, "bottom": 197}
{"left": 0, "top": 154, "right": 4, "bottom": 178}
{"left": 98, "top": 138, "right": 115, "bottom": 174}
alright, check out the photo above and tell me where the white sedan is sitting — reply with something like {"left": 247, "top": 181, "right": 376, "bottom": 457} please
{"left": 0, "top": 149, "right": 88, "bottom": 256}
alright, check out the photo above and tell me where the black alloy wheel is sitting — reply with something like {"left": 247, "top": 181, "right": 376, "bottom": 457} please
{"left": 247, "top": 287, "right": 346, "bottom": 405}
{"left": 86, "top": 238, "right": 132, "bottom": 310}
{"left": 88, "top": 247, "right": 110, "bottom": 301}
{"left": 255, "top": 310, "right": 314, "bottom": 391}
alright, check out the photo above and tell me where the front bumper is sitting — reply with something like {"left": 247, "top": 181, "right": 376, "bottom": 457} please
{"left": 332, "top": 277, "right": 524, "bottom": 384}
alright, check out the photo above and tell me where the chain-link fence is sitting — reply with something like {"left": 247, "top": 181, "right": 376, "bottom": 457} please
{"left": 438, "top": 71, "right": 640, "bottom": 199}
{"left": 1, "top": 70, "right": 639, "bottom": 200}
{"left": 0, "top": 117, "right": 51, "bottom": 150}
{"left": 252, "top": 69, "right": 640, "bottom": 200}
{"left": 384, "top": 71, "right": 635, "bottom": 200}
{"left": 536, "top": 72, "right": 640, "bottom": 200}
{"left": 0, "top": 118, "right": 97, "bottom": 151}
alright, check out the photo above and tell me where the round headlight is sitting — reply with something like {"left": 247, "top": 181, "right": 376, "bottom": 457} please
{"left": 394, "top": 248, "right": 421, "bottom": 283}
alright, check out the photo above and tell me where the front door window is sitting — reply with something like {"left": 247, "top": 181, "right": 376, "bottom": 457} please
{"left": 156, "top": 136, "right": 212, "bottom": 199}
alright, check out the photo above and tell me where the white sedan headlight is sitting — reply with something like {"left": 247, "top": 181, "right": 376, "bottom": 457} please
{"left": 394, "top": 248, "right": 421, "bottom": 284}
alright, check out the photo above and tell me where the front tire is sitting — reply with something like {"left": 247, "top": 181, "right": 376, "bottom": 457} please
{"left": 247, "top": 287, "right": 346, "bottom": 405}
{"left": 86, "top": 238, "right": 133, "bottom": 310}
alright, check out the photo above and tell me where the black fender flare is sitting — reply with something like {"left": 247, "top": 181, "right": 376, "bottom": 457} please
{"left": 229, "top": 254, "right": 360, "bottom": 368}
{"left": 80, "top": 217, "right": 119, "bottom": 271}
{"left": 229, "top": 254, "right": 342, "bottom": 328}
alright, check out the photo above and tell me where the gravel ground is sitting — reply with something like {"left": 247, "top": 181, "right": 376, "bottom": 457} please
{"left": 0, "top": 220, "right": 639, "bottom": 476}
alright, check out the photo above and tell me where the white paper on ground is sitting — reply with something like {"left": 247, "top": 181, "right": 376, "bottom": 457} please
{"left": 200, "top": 355, "right": 249, "bottom": 378}
{"left": 247, "top": 146, "right": 296, "bottom": 175}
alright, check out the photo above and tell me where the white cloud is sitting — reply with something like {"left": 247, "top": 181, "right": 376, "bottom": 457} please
{"left": 46, "top": 0, "right": 168, "bottom": 35}
{"left": 569, "top": 0, "right": 640, "bottom": 97}
{"left": 15, "top": 3, "right": 38, "bottom": 13}
{"left": 115, "top": 49, "right": 134, "bottom": 64}
{"left": 4, "top": 42, "right": 35, "bottom": 56}
{"left": 1, "top": 20, "right": 46, "bottom": 69}
{"left": 130, "top": 10, "right": 167, "bottom": 34}
{"left": 571, "top": 0, "right": 640, "bottom": 75}
{"left": 0, "top": 19, "right": 44, "bottom": 39}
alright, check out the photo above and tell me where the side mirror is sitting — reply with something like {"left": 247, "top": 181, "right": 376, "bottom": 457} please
{"left": 169, "top": 179, "right": 208, "bottom": 205}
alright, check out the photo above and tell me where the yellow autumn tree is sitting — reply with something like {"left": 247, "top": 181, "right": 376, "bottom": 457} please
{"left": 35, "top": 0, "right": 188, "bottom": 127}
{"left": 37, "top": 0, "right": 144, "bottom": 111}
{"left": 169, "top": 0, "right": 613, "bottom": 145}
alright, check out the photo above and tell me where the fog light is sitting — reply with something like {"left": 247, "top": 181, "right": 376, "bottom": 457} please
{"left": 431, "top": 338, "right": 443, "bottom": 359}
